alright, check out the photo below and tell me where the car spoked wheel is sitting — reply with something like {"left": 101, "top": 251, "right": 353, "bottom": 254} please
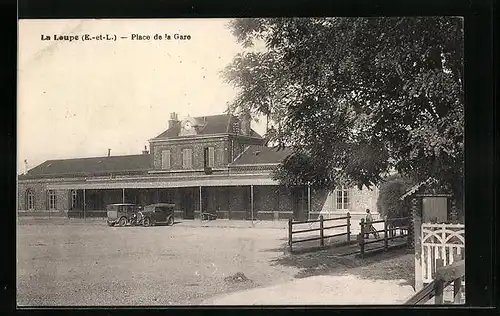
{"left": 167, "top": 216, "right": 174, "bottom": 226}
{"left": 118, "top": 217, "right": 127, "bottom": 227}
{"left": 143, "top": 217, "right": 151, "bottom": 227}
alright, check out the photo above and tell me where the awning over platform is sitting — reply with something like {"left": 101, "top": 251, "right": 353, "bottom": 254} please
{"left": 46, "top": 176, "right": 279, "bottom": 190}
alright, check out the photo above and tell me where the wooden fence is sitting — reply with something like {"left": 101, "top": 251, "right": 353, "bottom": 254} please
{"left": 358, "top": 216, "right": 411, "bottom": 256}
{"left": 288, "top": 213, "right": 351, "bottom": 253}
{"left": 405, "top": 257, "right": 465, "bottom": 305}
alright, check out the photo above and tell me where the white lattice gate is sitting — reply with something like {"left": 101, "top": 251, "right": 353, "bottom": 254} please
{"left": 421, "top": 223, "right": 465, "bottom": 284}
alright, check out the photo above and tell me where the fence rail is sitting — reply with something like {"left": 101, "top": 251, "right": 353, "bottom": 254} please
{"left": 358, "top": 216, "right": 411, "bottom": 256}
{"left": 406, "top": 258, "right": 465, "bottom": 305}
{"left": 288, "top": 213, "right": 351, "bottom": 253}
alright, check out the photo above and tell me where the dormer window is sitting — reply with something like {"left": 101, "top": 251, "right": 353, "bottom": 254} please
{"left": 179, "top": 117, "right": 198, "bottom": 136}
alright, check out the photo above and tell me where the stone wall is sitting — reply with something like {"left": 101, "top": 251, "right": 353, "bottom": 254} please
{"left": 18, "top": 180, "right": 71, "bottom": 211}
{"left": 309, "top": 186, "right": 379, "bottom": 219}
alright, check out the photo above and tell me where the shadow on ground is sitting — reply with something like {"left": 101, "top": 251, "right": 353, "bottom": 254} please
{"left": 271, "top": 247, "right": 415, "bottom": 287}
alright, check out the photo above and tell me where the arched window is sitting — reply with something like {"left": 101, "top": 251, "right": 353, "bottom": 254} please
{"left": 47, "top": 190, "right": 57, "bottom": 210}
{"left": 71, "top": 190, "right": 78, "bottom": 209}
{"left": 26, "top": 189, "right": 35, "bottom": 210}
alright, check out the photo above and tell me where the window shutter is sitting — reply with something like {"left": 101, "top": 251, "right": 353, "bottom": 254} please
{"left": 208, "top": 147, "right": 215, "bottom": 167}
{"left": 203, "top": 147, "right": 208, "bottom": 168}
{"left": 161, "top": 150, "right": 171, "bottom": 169}
{"left": 182, "top": 149, "right": 186, "bottom": 169}
{"left": 188, "top": 149, "right": 193, "bottom": 169}
{"left": 182, "top": 148, "right": 192, "bottom": 169}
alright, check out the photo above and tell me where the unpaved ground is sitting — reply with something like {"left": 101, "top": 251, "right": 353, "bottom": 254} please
{"left": 203, "top": 275, "right": 415, "bottom": 305}
{"left": 203, "top": 250, "right": 416, "bottom": 305}
{"left": 17, "top": 220, "right": 296, "bottom": 306}
{"left": 17, "top": 219, "right": 414, "bottom": 306}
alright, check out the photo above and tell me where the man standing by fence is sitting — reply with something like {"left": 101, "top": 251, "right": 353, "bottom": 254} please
{"left": 365, "top": 209, "right": 380, "bottom": 239}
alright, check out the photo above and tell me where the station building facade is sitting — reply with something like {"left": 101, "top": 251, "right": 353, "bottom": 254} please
{"left": 17, "top": 113, "right": 379, "bottom": 221}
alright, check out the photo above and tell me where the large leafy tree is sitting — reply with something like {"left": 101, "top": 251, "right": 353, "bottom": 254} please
{"left": 223, "top": 17, "right": 464, "bottom": 201}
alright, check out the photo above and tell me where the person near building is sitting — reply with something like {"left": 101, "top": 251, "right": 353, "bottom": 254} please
{"left": 365, "top": 208, "right": 380, "bottom": 239}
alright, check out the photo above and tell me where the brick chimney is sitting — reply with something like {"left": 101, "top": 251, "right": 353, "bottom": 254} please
{"left": 239, "top": 110, "right": 251, "bottom": 136}
{"left": 168, "top": 112, "right": 181, "bottom": 129}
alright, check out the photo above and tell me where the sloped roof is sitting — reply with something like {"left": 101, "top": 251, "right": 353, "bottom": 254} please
{"left": 20, "top": 154, "right": 152, "bottom": 179}
{"left": 399, "top": 177, "right": 439, "bottom": 200}
{"left": 152, "top": 114, "right": 262, "bottom": 139}
{"left": 230, "top": 146, "right": 293, "bottom": 166}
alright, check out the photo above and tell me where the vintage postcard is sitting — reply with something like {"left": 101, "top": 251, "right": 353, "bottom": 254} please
{"left": 17, "top": 18, "right": 465, "bottom": 306}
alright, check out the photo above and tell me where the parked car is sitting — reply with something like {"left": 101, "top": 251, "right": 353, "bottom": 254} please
{"left": 140, "top": 203, "right": 175, "bottom": 227}
{"left": 106, "top": 203, "right": 142, "bottom": 227}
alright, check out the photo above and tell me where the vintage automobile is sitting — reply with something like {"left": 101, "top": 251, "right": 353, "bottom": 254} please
{"left": 139, "top": 203, "right": 175, "bottom": 227}
{"left": 106, "top": 203, "right": 143, "bottom": 227}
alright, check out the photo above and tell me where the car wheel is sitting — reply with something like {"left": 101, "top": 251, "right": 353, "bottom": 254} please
{"left": 167, "top": 216, "right": 174, "bottom": 226}
{"left": 143, "top": 217, "right": 151, "bottom": 227}
{"left": 118, "top": 217, "right": 127, "bottom": 227}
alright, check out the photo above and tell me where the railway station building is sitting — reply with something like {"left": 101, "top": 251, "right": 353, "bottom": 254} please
{"left": 18, "top": 112, "right": 379, "bottom": 221}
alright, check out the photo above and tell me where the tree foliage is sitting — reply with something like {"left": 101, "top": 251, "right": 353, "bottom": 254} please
{"left": 376, "top": 174, "right": 415, "bottom": 220}
{"left": 224, "top": 17, "right": 464, "bottom": 199}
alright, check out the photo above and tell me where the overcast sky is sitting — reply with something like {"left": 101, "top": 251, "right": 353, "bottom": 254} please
{"left": 18, "top": 19, "right": 266, "bottom": 173}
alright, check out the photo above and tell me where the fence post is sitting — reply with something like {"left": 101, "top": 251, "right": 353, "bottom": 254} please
{"left": 453, "top": 254, "right": 462, "bottom": 303}
{"left": 288, "top": 218, "right": 293, "bottom": 253}
{"left": 319, "top": 215, "right": 324, "bottom": 247}
{"left": 434, "top": 259, "right": 444, "bottom": 304}
{"left": 360, "top": 218, "right": 365, "bottom": 257}
{"left": 346, "top": 212, "right": 351, "bottom": 242}
{"left": 384, "top": 219, "right": 388, "bottom": 251}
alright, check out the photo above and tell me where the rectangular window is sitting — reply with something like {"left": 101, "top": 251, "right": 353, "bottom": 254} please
{"left": 182, "top": 148, "right": 193, "bottom": 169}
{"left": 204, "top": 147, "right": 215, "bottom": 168}
{"left": 161, "top": 150, "right": 171, "bottom": 169}
{"left": 47, "top": 190, "right": 57, "bottom": 210}
{"left": 336, "top": 187, "right": 350, "bottom": 210}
